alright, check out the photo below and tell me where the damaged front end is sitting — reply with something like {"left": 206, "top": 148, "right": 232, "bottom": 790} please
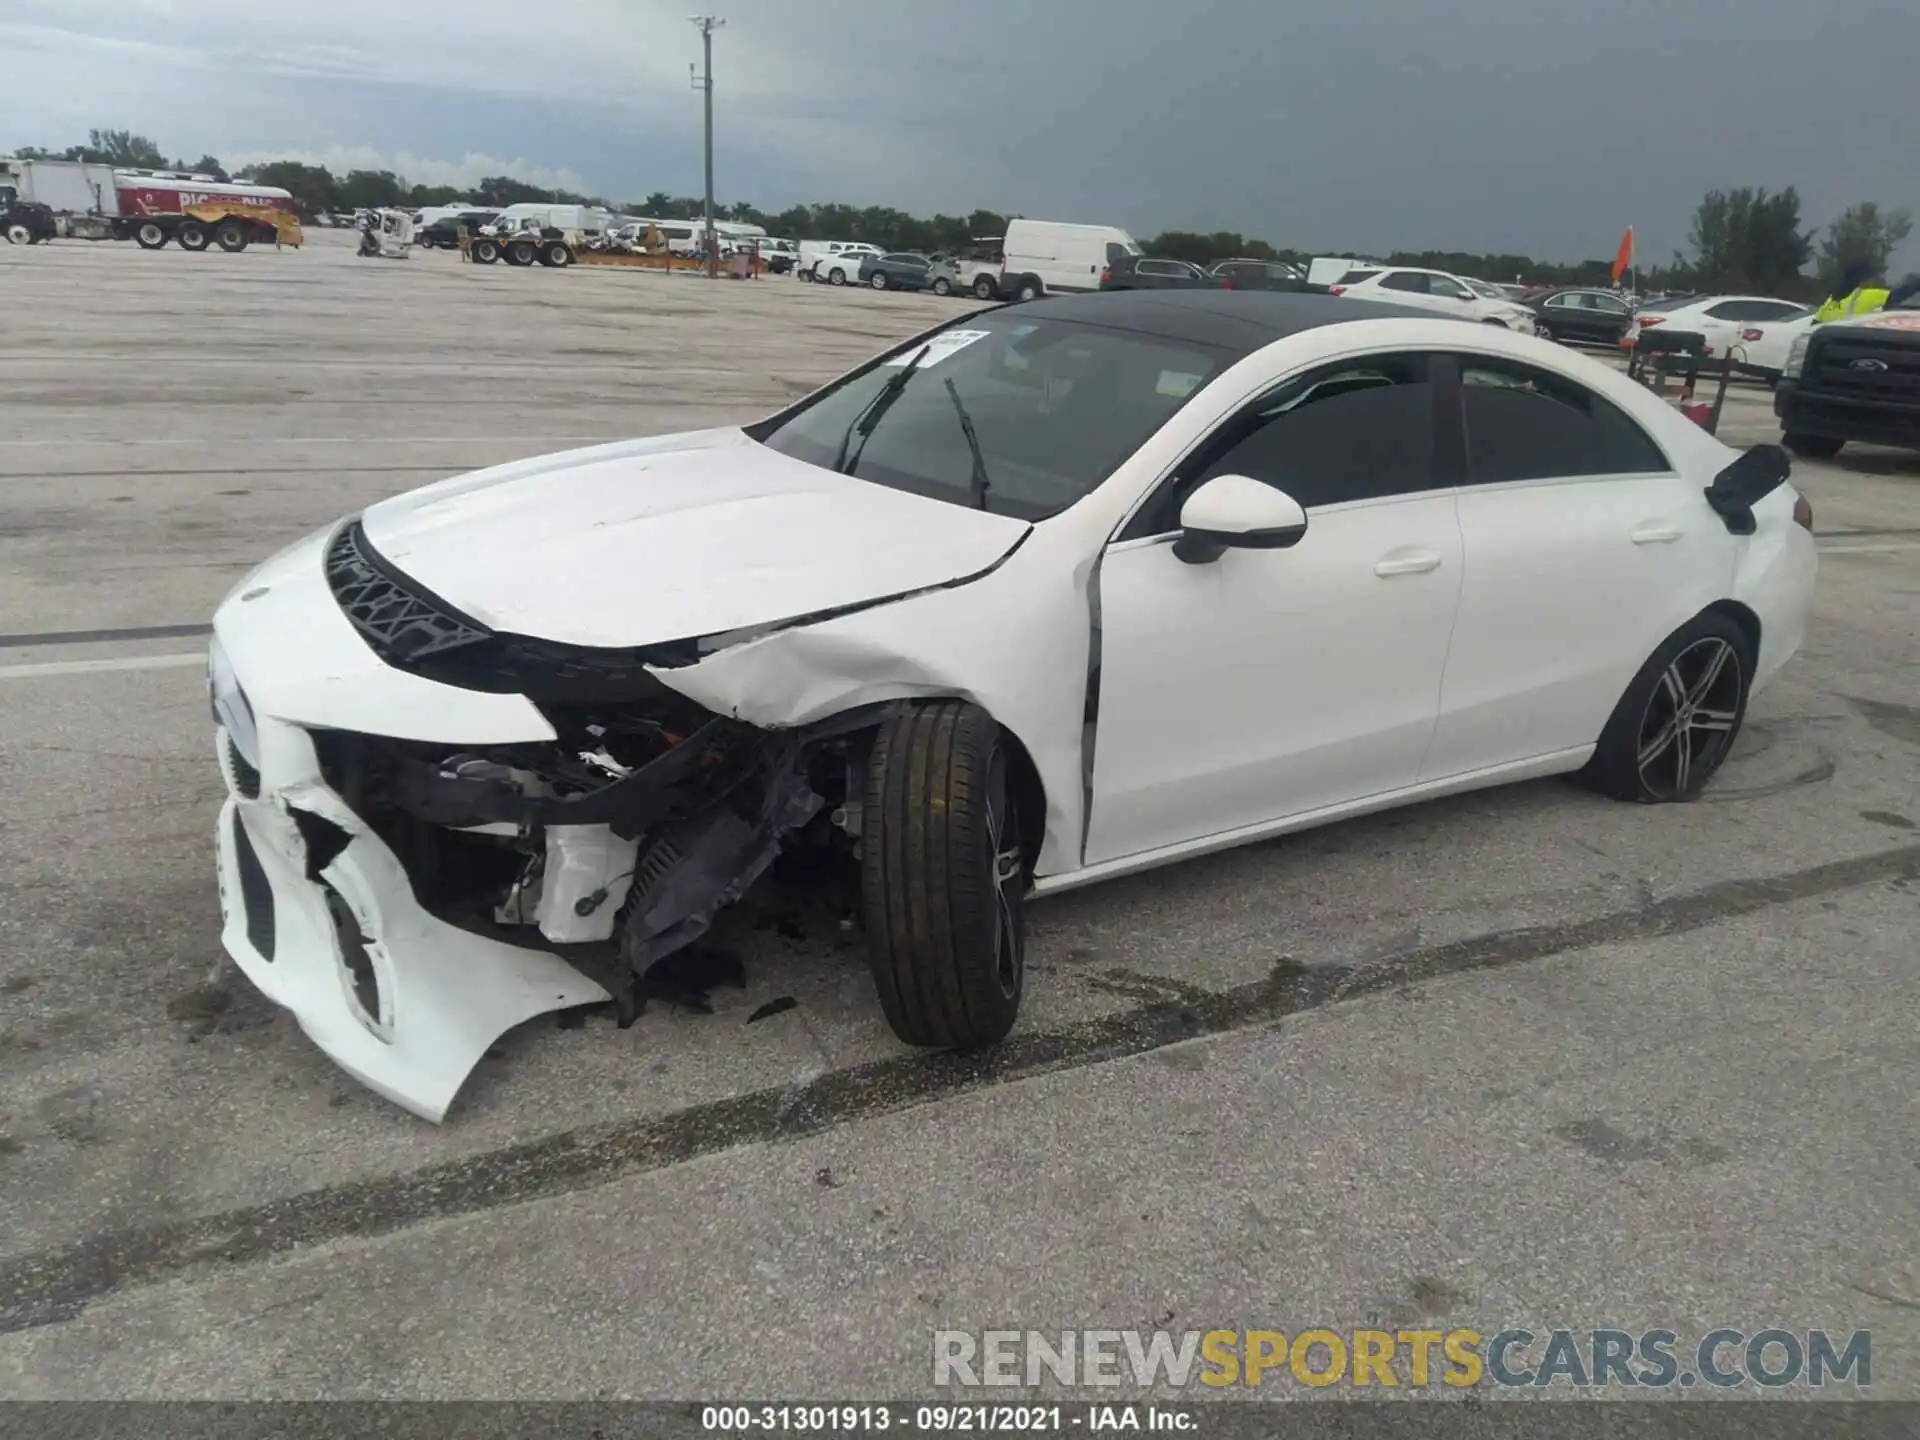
{"left": 308, "top": 679, "right": 855, "bottom": 1026}
{"left": 214, "top": 520, "right": 876, "bottom": 1116}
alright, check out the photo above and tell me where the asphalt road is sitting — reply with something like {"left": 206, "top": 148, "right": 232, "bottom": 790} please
{"left": 0, "top": 233, "right": 1915, "bottom": 1402}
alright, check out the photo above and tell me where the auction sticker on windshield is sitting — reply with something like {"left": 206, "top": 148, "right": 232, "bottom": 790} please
{"left": 886, "top": 330, "right": 993, "bottom": 365}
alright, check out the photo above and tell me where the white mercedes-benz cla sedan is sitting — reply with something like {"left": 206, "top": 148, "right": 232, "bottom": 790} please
{"left": 208, "top": 291, "right": 1818, "bottom": 1119}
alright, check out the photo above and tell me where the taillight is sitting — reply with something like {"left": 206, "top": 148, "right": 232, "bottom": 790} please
{"left": 1793, "top": 495, "right": 1814, "bottom": 531}
{"left": 1329, "top": 284, "right": 1347, "bottom": 296}
{"left": 1222, "top": 279, "right": 1235, "bottom": 290}
{"left": 1639, "top": 315, "right": 1665, "bottom": 328}
{"left": 1742, "top": 328, "right": 1764, "bottom": 342}
{"left": 1099, "top": 267, "right": 1109, "bottom": 285}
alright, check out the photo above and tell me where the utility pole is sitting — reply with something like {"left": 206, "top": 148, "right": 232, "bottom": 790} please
{"left": 689, "top": 15, "right": 725, "bottom": 279}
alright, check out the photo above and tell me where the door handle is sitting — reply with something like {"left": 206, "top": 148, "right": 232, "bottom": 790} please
{"left": 1631, "top": 523, "right": 1682, "bottom": 544}
{"left": 1373, "top": 550, "right": 1442, "bottom": 577}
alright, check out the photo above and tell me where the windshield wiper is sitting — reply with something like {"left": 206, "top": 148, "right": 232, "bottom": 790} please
{"left": 834, "top": 343, "right": 931, "bottom": 476}
{"left": 943, "top": 376, "right": 993, "bottom": 511}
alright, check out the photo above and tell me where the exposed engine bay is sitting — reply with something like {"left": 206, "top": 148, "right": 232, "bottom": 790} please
{"left": 309, "top": 688, "right": 872, "bottom": 1022}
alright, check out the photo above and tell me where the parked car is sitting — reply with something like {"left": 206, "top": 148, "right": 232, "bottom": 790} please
{"left": 799, "top": 240, "right": 883, "bottom": 285}
{"left": 1209, "top": 258, "right": 1305, "bottom": 291}
{"left": 416, "top": 209, "right": 498, "bottom": 249}
{"left": 859, "top": 252, "right": 954, "bottom": 292}
{"left": 1331, "top": 266, "right": 1541, "bottom": 332}
{"left": 1623, "top": 295, "right": 1811, "bottom": 362}
{"left": 208, "top": 290, "right": 1815, "bottom": 1120}
{"left": 1731, "top": 307, "right": 1817, "bottom": 384}
{"left": 756, "top": 237, "right": 800, "bottom": 274}
{"left": 1526, "top": 288, "right": 1636, "bottom": 348}
{"left": 1099, "top": 255, "right": 1225, "bottom": 290}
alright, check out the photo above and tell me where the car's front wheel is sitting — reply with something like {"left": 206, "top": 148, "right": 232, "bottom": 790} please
{"left": 1582, "top": 613, "right": 1752, "bottom": 803}
{"left": 861, "top": 701, "right": 1027, "bottom": 1049}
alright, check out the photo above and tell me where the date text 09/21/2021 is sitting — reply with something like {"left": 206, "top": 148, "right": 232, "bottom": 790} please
{"left": 700, "top": 1405, "right": 1191, "bottom": 1433}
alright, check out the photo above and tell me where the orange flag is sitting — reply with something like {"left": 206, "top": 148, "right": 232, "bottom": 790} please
{"left": 1610, "top": 226, "right": 1634, "bottom": 284}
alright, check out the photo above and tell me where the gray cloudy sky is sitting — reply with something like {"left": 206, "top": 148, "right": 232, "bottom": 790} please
{"left": 3, "top": 0, "right": 1916, "bottom": 271}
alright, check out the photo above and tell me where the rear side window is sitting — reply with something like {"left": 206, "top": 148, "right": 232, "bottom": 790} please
{"left": 1381, "top": 271, "right": 1428, "bottom": 293}
{"left": 1337, "top": 268, "right": 1381, "bottom": 286}
{"left": 1458, "top": 358, "right": 1670, "bottom": 482}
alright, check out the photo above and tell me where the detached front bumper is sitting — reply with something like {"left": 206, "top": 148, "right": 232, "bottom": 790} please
{"left": 212, "top": 717, "right": 608, "bottom": 1122}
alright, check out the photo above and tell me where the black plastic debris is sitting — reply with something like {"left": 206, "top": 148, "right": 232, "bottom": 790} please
{"left": 747, "top": 996, "right": 798, "bottom": 1024}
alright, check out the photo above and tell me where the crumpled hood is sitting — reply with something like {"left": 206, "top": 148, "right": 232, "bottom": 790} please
{"left": 358, "top": 428, "right": 1031, "bottom": 649}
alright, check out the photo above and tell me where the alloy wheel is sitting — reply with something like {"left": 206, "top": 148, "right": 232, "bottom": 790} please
{"left": 1635, "top": 637, "right": 1743, "bottom": 799}
{"left": 981, "top": 747, "right": 1024, "bottom": 1000}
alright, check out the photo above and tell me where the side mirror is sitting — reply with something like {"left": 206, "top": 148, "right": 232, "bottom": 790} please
{"left": 1172, "top": 474, "right": 1308, "bottom": 564}
{"left": 1703, "top": 444, "right": 1790, "bottom": 536}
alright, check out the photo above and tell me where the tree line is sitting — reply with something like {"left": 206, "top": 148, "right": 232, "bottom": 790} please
{"left": 9, "top": 129, "right": 1911, "bottom": 299}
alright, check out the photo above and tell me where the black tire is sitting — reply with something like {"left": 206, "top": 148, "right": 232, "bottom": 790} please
{"left": 870, "top": 271, "right": 889, "bottom": 290}
{"left": 133, "top": 222, "right": 169, "bottom": 249}
{"left": 176, "top": 221, "right": 211, "bottom": 252}
{"left": 472, "top": 238, "right": 500, "bottom": 264}
{"left": 827, "top": 266, "right": 847, "bottom": 286}
{"left": 861, "top": 701, "right": 1028, "bottom": 1049}
{"left": 1784, "top": 432, "right": 1843, "bottom": 459}
{"left": 214, "top": 219, "right": 250, "bottom": 252}
{"left": 1581, "top": 613, "right": 1752, "bottom": 803}
{"left": 3, "top": 223, "right": 31, "bottom": 246}
{"left": 506, "top": 240, "right": 537, "bottom": 267}
{"left": 1015, "top": 276, "right": 1042, "bottom": 302}
{"left": 544, "top": 242, "right": 572, "bottom": 267}
{"left": 972, "top": 275, "right": 999, "bottom": 301}
{"left": 931, "top": 277, "right": 952, "bottom": 296}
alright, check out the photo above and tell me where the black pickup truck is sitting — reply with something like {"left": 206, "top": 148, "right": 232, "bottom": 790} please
{"left": 1774, "top": 288, "right": 1920, "bottom": 459}
{"left": 0, "top": 189, "right": 58, "bottom": 245}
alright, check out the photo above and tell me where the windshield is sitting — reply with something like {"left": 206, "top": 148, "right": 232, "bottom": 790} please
{"left": 1463, "top": 278, "right": 1503, "bottom": 298}
{"left": 747, "top": 313, "right": 1233, "bottom": 520}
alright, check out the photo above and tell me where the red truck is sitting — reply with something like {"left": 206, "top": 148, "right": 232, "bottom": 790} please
{"left": 0, "top": 159, "right": 301, "bottom": 251}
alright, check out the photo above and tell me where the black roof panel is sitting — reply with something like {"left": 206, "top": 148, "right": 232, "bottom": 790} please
{"left": 1010, "top": 289, "right": 1451, "bottom": 357}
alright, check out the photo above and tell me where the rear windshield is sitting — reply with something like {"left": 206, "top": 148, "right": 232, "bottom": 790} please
{"left": 747, "top": 314, "right": 1233, "bottom": 520}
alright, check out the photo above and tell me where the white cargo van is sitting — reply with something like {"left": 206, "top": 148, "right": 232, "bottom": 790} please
{"left": 998, "top": 220, "right": 1141, "bottom": 301}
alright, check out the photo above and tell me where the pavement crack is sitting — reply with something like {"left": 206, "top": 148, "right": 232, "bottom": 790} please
{"left": 0, "top": 841, "right": 1914, "bottom": 1336}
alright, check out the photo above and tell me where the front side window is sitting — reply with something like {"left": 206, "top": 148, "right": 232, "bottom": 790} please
{"left": 1458, "top": 357, "right": 1670, "bottom": 483}
{"left": 1125, "top": 353, "right": 1439, "bottom": 537}
{"left": 749, "top": 316, "right": 1234, "bottom": 521}
{"left": 1426, "top": 275, "right": 1472, "bottom": 300}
